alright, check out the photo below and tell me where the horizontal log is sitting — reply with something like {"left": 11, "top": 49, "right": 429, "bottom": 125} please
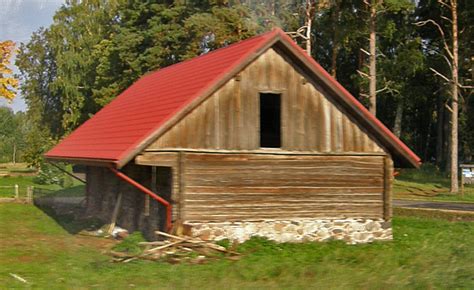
{"left": 180, "top": 152, "right": 385, "bottom": 222}
{"left": 183, "top": 152, "right": 384, "bottom": 160}
{"left": 185, "top": 179, "right": 384, "bottom": 187}
{"left": 184, "top": 211, "right": 383, "bottom": 221}
{"left": 184, "top": 159, "right": 383, "bottom": 168}
{"left": 185, "top": 195, "right": 382, "bottom": 203}
{"left": 135, "top": 153, "right": 178, "bottom": 166}
{"left": 185, "top": 202, "right": 383, "bottom": 209}
{"left": 185, "top": 186, "right": 382, "bottom": 194}
{"left": 184, "top": 165, "right": 383, "bottom": 173}
{"left": 184, "top": 171, "right": 383, "bottom": 179}
{"left": 185, "top": 201, "right": 382, "bottom": 208}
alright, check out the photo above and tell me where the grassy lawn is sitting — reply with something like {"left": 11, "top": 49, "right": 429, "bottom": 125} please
{"left": 0, "top": 163, "right": 36, "bottom": 173}
{"left": 0, "top": 163, "right": 44, "bottom": 198}
{"left": 1, "top": 204, "right": 473, "bottom": 289}
{"left": 394, "top": 165, "right": 474, "bottom": 203}
{"left": 0, "top": 162, "right": 86, "bottom": 198}
{"left": 0, "top": 176, "right": 62, "bottom": 198}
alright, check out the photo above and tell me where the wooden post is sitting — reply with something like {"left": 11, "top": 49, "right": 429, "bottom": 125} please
{"left": 14, "top": 184, "right": 19, "bottom": 200}
{"left": 178, "top": 152, "right": 185, "bottom": 221}
{"left": 108, "top": 192, "right": 122, "bottom": 234}
{"left": 26, "top": 186, "right": 33, "bottom": 204}
{"left": 146, "top": 166, "right": 157, "bottom": 217}
{"left": 383, "top": 156, "right": 394, "bottom": 221}
{"left": 460, "top": 165, "right": 464, "bottom": 197}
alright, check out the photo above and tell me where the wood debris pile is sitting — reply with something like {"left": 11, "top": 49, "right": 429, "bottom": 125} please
{"left": 110, "top": 231, "right": 240, "bottom": 264}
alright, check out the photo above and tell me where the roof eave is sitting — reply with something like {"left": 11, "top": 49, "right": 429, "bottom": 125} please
{"left": 45, "top": 155, "right": 117, "bottom": 168}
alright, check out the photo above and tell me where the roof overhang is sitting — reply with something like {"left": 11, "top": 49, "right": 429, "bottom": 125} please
{"left": 45, "top": 155, "right": 117, "bottom": 168}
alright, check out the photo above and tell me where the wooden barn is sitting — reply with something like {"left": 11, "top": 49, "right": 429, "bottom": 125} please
{"left": 46, "top": 28, "right": 420, "bottom": 243}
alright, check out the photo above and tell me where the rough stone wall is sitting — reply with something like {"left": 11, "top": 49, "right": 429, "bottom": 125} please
{"left": 186, "top": 218, "right": 392, "bottom": 244}
{"left": 85, "top": 164, "right": 168, "bottom": 240}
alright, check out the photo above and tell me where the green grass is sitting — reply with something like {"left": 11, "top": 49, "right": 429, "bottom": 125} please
{"left": 0, "top": 175, "right": 85, "bottom": 198}
{"left": 395, "top": 164, "right": 474, "bottom": 203}
{"left": 0, "top": 163, "right": 36, "bottom": 174}
{"left": 0, "top": 176, "right": 59, "bottom": 198}
{"left": 1, "top": 204, "right": 473, "bottom": 289}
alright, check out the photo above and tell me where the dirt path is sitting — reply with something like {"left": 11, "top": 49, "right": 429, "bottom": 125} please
{"left": 394, "top": 199, "right": 474, "bottom": 212}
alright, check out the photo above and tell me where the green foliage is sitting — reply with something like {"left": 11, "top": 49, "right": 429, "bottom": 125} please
{"left": 215, "top": 238, "right": 231, "bottom": 249}
{"left": 14, "top": 0, "right": 474, "bottom": 168}
{"left": 0, "top": 107, "right": 29, "bottom": 163}
{"left": 33, "top": 162, "right": 74, "bottom": 188}
{"left": 112, "top": 232, "right": 146, "bottom": 255}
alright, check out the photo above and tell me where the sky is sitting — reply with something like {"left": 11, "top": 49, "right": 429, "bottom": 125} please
{"left": 0, "top": 0, "right": 65, "bottom": 112}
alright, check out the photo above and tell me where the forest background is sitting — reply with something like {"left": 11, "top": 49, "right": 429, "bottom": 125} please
{"left": 0, "top": 0, "right": 472, "bottom": 187}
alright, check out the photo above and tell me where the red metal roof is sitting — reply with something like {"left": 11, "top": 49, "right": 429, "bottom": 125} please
{"left": 46, "top": 30, "right": 275, "bottom": 164}
{"left": 46, "top": 28, "right": 421, "bottom": 167}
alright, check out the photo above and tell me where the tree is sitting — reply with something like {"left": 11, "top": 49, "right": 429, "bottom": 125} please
{"left": 14, "top": 0, "right": 473, "bottom": 174}
{"left": 367, "top": 0, "right": 379, "bottom": 116}
{"left": 0, "top": 107, "right": 28, "bottom": 164}
{"left": 415, "top": 0, "right": 471, "bottom": 193}
{"left": 0, "top": 40, "right": 18, "bottom": 101}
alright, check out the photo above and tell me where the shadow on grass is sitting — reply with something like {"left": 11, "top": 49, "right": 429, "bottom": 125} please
{"left": 397, "top": 163, "right": 450, "bottom": 187}
{"left": 33, "top": 185, "right": 106, "bottom": 235}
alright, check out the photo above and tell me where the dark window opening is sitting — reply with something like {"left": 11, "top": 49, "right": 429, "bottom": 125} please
{"left": 151, "top": 166, "right": 173, "bottom": 232}
{"left": 260, "top": 93, "right": 281, "bottom": 148}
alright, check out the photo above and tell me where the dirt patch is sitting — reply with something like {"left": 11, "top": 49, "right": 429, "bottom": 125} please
{"left": 74, "top": 235, "right": 118, "bottom": 251}
{"left": 394, "top": 199, "right": 474, "bottom": 211}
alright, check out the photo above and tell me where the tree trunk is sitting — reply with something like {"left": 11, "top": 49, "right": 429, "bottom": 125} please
{"left": 444, "top": 106, "right": 451, "bottom": 172}
{"left": 436, "top": 96, "right": 445, "bottom": 166}
{"left": 369, "top": 0, "right": 377, "bottom": 116}
{"left": 393, "top": 99, "right": 403, "bottom": 138}
{"left": 305, "top": 0, "right": 313, "bottom": 56}
{"left": 450, "top": 0, "right": 459, "bottom": 193}
{"left": 330, "top": 1, "right": 340, "bottom": 77}
{"left": 12, "top": 143, "right": 16, "bottom": 165}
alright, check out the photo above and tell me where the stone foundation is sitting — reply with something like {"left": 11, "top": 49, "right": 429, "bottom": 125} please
{"left": 186, "top": 218, "right": 392, "bottom": 244}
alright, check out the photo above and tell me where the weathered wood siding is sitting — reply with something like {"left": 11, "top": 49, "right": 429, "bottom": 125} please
{"left": 180, "top": 153, "right": 385, "bottom": 222}
{"left": 147, "top": 48, "right": 384, "bottom": 153}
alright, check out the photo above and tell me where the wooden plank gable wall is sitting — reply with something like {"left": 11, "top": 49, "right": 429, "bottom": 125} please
{"left": 146, "top": 48, "right": 385, "bottom": 153}
{"left": 137, "top": 47, "right": 393, "bottom": 223}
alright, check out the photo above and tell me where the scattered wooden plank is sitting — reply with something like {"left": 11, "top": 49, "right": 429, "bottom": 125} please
{"left": 9, "top": 273, "right": 28, "bottom": 284}
{"left": 108, "top": 192, "right": 122, "bottom": 234}
{"left": 111, "top": 232, "right": 240, "bottom": 264}
{"left": 146, "top": 240, "right": 183, "bottom": 253}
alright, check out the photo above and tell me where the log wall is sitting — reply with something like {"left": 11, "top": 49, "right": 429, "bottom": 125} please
{"left": 180, "top": 152, "right": 386, "bottom": 222}
{"left": 147, "top": 48, "right": 384, "bottom": 153}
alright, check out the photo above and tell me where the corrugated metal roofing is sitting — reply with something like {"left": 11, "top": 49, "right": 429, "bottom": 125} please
{"left": 46, "top": 28, "right": 421, "bottom": 167}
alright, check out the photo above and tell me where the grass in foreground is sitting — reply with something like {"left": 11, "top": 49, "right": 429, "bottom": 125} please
{"left": 395, "top": 164, "right": 474, "bottom": 203}
{"left": 1, "top": 204, "right": 473, "bottom": 289}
